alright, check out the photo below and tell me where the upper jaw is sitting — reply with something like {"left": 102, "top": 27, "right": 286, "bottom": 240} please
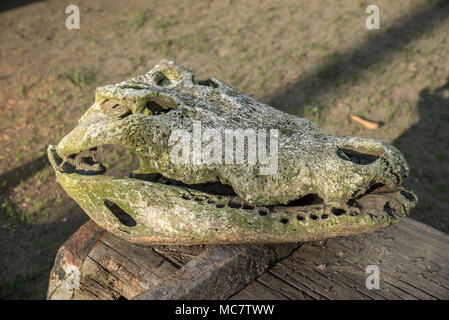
{"left": 48, "top": 139, "right": 417, "bottom": 216}
{"left": 53, "top": 106, "right": 412, "bottom": 208}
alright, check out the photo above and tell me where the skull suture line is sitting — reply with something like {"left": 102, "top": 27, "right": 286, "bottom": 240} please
{"left": 48, "top": 60, "right": 417, "bottom": 245}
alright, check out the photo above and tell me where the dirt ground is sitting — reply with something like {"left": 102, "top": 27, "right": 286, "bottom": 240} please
{"left": 0, "top": 0, "right": 448, "bottom": 299}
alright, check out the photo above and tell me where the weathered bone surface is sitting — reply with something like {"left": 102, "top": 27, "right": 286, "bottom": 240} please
{"left": 48, "top": 59, "right": 417, "bottom": 245}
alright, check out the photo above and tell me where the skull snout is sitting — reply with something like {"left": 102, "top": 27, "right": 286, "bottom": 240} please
{"left": 337, "top": 136, "right": 408, "bottom": 185}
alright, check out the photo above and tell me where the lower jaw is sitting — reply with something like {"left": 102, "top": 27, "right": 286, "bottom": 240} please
{"left": 48, "top": 145, "right": 417, "bottom": 245}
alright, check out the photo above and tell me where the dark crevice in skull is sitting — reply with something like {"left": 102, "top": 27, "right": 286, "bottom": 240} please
{"left": 355, "top": 182, "right": 385, "bottom": 199}
{"left": 104, "top": 200, "right": 137, "bottom": 227}
{"left": 347, "top": 199, "right": 362, "bottom": 212}
{"left": 134, "top": 173, "right": 237, "bottom": 197}
{"left": 331, "top": 208, "right": 346, "bottom": 216}
{"left": 383, "top": 201, "right": 395, "bottom": 218}
{"left": 337, "top": 148, "right": 380, "bottom": 165}
{"left": 145, "top": 101, "right": 171, "bottom": 115}
{"left": 154, "top": 71, "right": 172, "bottom": 86}
{"left": 400, "top": 190, "right": 416, "bottom": 202}
{"left": 193, "top": 78, "right": 219, "bottom": 88}
{"left": 282, "top": 194, "right": 324, "bottom": 206}
{"left": 368, "top": 213, "right": 378, "bottom": 220}
{"left": 144, "top": 98, "right": 177, "bottom": 116}
{"left": 351, "top": 189, "right": 361, "bottom": 198}
{"left": 130, "top": 172, "right": 161, "bottom": 182}
{"left": 380, "top": 157, "right": 402, "bottom": 185}
{"left": 59, "top": 152, "right": 106, "bottom": 175}
{"left": 243, "top": 204, "right": 255, "bottom": 210}
{"left": 349, "top": 210, "right": 359, "bottom": 217}
{"left": 132, "top": 173, "right": 329, "bottom": 209}
{"left": 228, "top": 199, "right": 242, "bottom": 208}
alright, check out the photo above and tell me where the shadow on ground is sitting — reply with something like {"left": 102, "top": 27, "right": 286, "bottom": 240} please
{"left": 0, "top": 0, "right": 45, "bottom": 14}
{"left": 393, "top": 77, "right": 449, "bottom": 232}
{"left": 0, "top": 152, "right": 48, "bottom": 198}
{"left": 0, "top": 203, "right": 87, "bottom": 299}
{"left": 0, "top": 154, "right": 86, "bottom": 299}
{"left": 267, "top": 0, "right": 449, "bottom": 115}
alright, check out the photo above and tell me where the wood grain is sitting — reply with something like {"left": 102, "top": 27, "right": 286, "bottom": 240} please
{"left": 48, "top": 217, "right": 449, "bottom": 300}
{"left": 232, "top": 218, "right": 449, "bottom": 300}
{"left": 133, "top": 243, "right": 299, "bottom": 300}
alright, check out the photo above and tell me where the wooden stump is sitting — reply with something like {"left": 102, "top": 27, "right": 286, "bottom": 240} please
{"left": 47, "top": 218, "right": 449, "bottom": 300}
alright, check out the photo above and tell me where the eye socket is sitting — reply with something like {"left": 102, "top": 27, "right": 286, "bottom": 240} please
{"left": 100, "top": 100, "right": 131, "bottom": 119}
{"left": 154, "top": 72, "right": 172, "bottom": 86}
{"left": 144, "top": 101, "right": 168, "bottom": 115}
{"left": 143, "top": 98, "right": 177, "bottom": 116}
{"left": 154, "top": 68, "right": 180, "bottom": 86}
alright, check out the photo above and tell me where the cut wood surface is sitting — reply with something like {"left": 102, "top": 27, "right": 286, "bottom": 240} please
{"left": 232, "top": 218, "right": 449, "bottom": 300}
{"left": 133, "top": 243, "right": 299, "bottom": 300}
{"left": 48, "top": 217, "right": 449, "bottom": 300}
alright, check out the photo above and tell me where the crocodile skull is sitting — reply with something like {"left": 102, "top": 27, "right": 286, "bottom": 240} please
{"left": 48, "top": 59, "right": 417, "bottom": 245}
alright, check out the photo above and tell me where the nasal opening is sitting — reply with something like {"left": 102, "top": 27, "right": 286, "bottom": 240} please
{"left": 337, "top": 148, "right": 382, "bottom": 165}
